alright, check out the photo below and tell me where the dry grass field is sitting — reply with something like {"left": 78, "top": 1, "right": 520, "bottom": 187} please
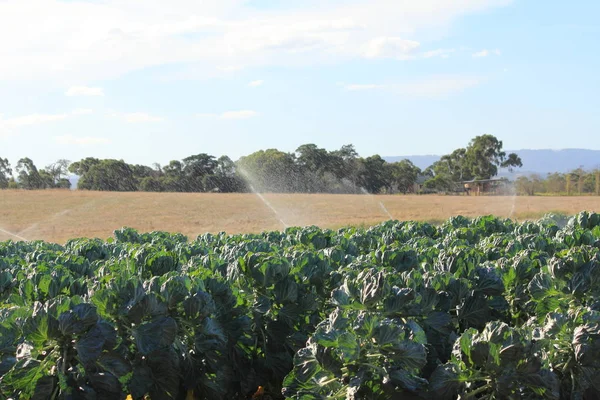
{"left": 1, "top": 189, "right": 599, "bottom": 243}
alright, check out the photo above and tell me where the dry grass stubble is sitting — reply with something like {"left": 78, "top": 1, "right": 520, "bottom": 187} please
{"left": 1, "top": 190, "right": 599, "bottom": 243}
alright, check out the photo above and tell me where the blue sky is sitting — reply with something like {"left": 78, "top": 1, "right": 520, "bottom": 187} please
{"left": 1, "top": 0, "right": 599, "bottom": 168}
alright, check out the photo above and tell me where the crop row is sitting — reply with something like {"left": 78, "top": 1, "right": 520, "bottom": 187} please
{"left": 1, "top": 213, "right": 600, "bottom": 399}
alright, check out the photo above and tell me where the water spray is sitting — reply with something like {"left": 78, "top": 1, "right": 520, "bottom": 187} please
{"left": 247, "top": 183, "right": 288, "bottom": 229}
{"left": 360, "top": 187, "right": 394, "bottom": 220}
{"left": 16, "top": 208, "right": 73, "bottom": 237}
{"left": 507, "top": 194, "right": 517, "bottom": 219}
{"left": 379, "top": 201, "right": 393, "bottom": 220}
{"left": 0, "top": 227, "right": 29, "bottom": 241}
{"left": 238, "top": 168, "right": 289, "bottom": 229}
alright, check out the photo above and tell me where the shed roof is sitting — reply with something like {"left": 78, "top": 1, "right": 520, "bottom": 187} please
{"left": 461, "top": 178, "right": 508, "bottom": 184}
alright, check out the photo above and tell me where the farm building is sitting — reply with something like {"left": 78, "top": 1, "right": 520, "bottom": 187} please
{"left": 461, "top": 178, "right": 511, "bottom": 195}
{"left": 414, "top": 175, "right": 429, "bottom": 193}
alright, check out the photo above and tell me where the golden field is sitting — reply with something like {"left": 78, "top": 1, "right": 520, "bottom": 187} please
{"left": 1, "top": 189, "right": 599, "bottom": 243}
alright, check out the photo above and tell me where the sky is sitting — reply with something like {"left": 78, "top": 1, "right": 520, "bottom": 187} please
{"left": 1, "top": 0, "right": 599, "bottom": 168}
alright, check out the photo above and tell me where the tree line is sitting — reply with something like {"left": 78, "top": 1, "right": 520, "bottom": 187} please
{"left": 515, "top": 169, "right": 600, "bottom": 196}
{"left": 0, "top": 157, "right": 71, "bottom": 190}
{"left": 1, "top": 134, "right": 523, "bottom": 194}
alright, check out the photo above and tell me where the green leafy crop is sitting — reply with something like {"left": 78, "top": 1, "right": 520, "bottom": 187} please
{"left": 1, "top": 213, "right": 600, "bottom": 399}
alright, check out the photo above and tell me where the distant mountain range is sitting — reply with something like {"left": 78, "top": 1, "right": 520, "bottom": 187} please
{"left": 384, "top": 149, "right": 600, "bottom": 176}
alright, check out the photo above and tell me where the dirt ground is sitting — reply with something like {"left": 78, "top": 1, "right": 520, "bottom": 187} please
{"left": 1, "top": 190, "right": 599, "bottom": 243}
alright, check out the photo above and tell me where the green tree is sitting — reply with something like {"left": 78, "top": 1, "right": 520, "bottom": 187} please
{"left": 237, "top": 149, "right": 298, "bottom": 192}
{"left": 46, "top": 159, "right": 71, "bottom": 184}
{"left": 139, "top": 176, "right": 164, "bottom": 192}
{"left": 131, "top": 164, "right": 156, "bottom": 179}
{"left": 357, "top": 155, "right": 390, "bottom": 194}
{"left": 567, "top": 168, "right": 586, "bottom": 195}
{"left": 464, "top": 134, "right": 522, "bottom": 179}
{"left": 515, "top": 174, "right": 543, "bottom": 196}
{"left": 38, "top": 169, "right": 56, "bottom": 189}
{"left": 0, "top": 157, "right": 12, "bottom": 189}
{"left": 163, "top": 160, "right": 183, "bottom": 178}
{"left": 329, "top": 144, "right": 361, "bottom": 192}
{"left": 502, "top": 153, "right": 523, "bottom": 172}
{"left": 425, "top": 135, "right": 523, "bottom": 191}
{"left": 334, "top": 144, "right": 359, "bottom": 160}
{"left": 387, "top": 159, "right": 421, "bottom": 194}
{"left": 545, "top": 173, "right": 566, "bottom": 194}
{"left": 7, "top": 177, "right": 18, "bottom": 189}
{"left": 150, "top": 163, "right": 163, "bottom": 177}
{"left": 161, "top": 160, "right": 185, "bottom": 192}
{"left": 423, "top": 174, "right": 454, "bottom": 192}
{"left": 438, "top": 148, "right": 469, "bottom": 181}
{"left": 69, "top": 158, "right": 101, "bottom": 190}
{"left": 77, "top": 159, "right": 138, "bottom": 191}
{"left": 295, "top": 144, "right": 330, "bottom": 173}
{"left": 131, "top": 164, "right": 159, "bottom": 191}
{"left": 68, "top": 157, "right": 100, "bottom": 177}
{"left": 583, "top": 171, "right": 596, "bottom": 193}
{"left": 294, "top": 144, "right": 331, "bottom": 192}
{"left": 425, "top": 148, "right": 468, "bottom": 191}
{"left": 215, "top": 156, "right": 236, "bottom": 177}
{"left": 203, "top": 156, "right": 245, "bottom": 193}
{"left": 55, "top": 178, "right": 72, "bottom": 189}
{"left": 182, "top": 153, "right": 218, "bottom": 191}
{"left": 38, "top": 159, "right": 72, "bottom": 189}
{"left": 16, "top": 158, "right": 43, "bottom": 189}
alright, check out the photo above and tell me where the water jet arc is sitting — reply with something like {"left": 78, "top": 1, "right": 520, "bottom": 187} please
{"left": 379, "top": 201, "right": 393, "bottom": 220}
{"left": 360, "top": 187, "right": 394, "bottom": 220}
{"left": 238, "top": 168, "right": 289, "bottom": 229}
{"left": 0, "top": 227, "right": 29, "bottom": 241}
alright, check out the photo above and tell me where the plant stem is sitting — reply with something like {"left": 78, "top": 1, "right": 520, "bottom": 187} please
{"left": 319, "top": 378, "right": 339, "bottom": 386}
{"left": 464, "top": 383, "right": 492, "bottom": 399}
{"left": 62, "top": 345, "right": 68, "bottom": 376}
{"left": 358, "top": 362, "right": 386, "bottom": 376}
{"left": 571, "top": 369, "right": 575, "bottom": 400}
{"left": 50, "top": 384, "right": 60, "bottom": 400}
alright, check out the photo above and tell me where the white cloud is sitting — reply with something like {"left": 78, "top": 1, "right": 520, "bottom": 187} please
{"left": 0, "top": 0, "right": 513, "bottom": 82}
{"left": 0, "top": 113, "right": 68, "bottom": 137}
{"left": 112, "top": 112, "right": 165, "bottom": 123}
{"left": 55, "top": 135, "right": 111, "bottom": 145}
{"left": 343, "top": 76, "right": 483, "bottom": 97}
{"left": 65, "top": 86, "right": 104, "bottom": 96}
{"left": 71, "top": 108, "right": 93, "bottom": 115}
{"left": 197, "top": 110, "right": 258, "bottom": 120}
{"left": 472, "top": 48, "right": 501, "bottom": 58}
{"left": 248, "top": 80, "right": 264, "bottom": 87}
{"left": 363, "top": 37, "right": 420, "bottom": 59}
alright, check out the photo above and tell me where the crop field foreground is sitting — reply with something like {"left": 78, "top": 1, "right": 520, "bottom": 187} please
{"left": 2, "top": 212, "right": 600, "bottom": 399}
{"left": 1, "top": 190, "right": 600, "bottom": 243}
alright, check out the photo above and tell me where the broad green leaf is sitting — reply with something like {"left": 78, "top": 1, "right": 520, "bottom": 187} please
{"left": 134, "top": 316, "right": 177, "bottom": 355}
